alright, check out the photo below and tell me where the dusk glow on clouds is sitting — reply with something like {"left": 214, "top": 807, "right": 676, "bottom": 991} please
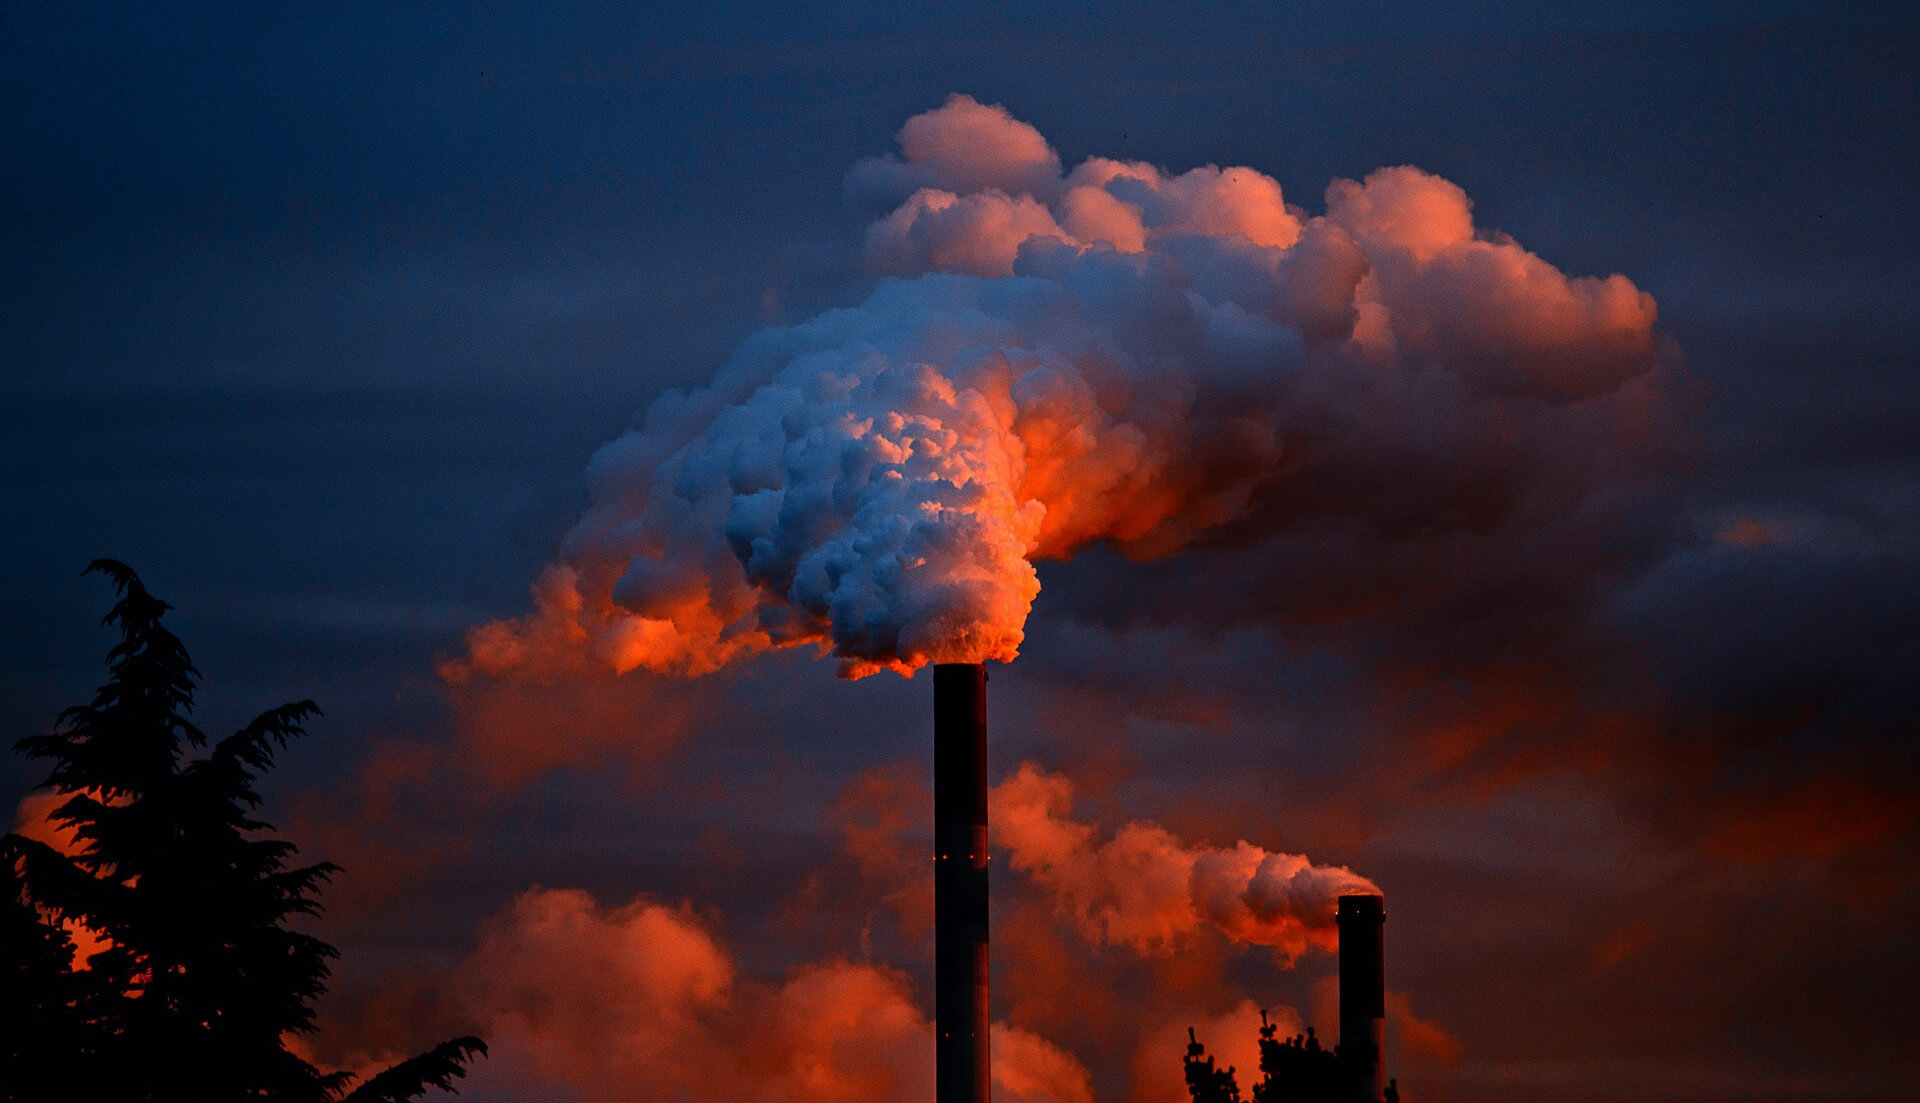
{"left": 993, "top": 763, "right": 1375, "bottom": 961}
{"left": 447, "top": 886, "right": 1098, "bottom": 1103}
{"left": 453, "top": 95, "right": 1670, "bottom": 682}
{"left": 7, "top": 12, "right": 1916, "bottom": 1101}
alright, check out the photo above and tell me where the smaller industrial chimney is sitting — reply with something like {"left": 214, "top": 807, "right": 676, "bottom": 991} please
{"left": 1337, "top": 894, "right": 1386, "bottom": 1103}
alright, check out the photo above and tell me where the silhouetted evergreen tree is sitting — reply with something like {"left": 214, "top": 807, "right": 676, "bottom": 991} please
{"left": 2, "top": 561, "right": 484, "bottom": 1102}
{"left": 1186, "top": 1013, "right": 1379, "bottom": 1103}
{"left": 1, "top": 842, "right": 102, "bottom": 1102}
{"left": 1185, "top": 1027, "right": 1245, "bottom": 1103}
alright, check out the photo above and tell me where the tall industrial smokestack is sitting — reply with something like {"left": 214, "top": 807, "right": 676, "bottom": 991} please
{"left": 934, "top": 663, "right": 989, "bottom": 1103}
{"left": 1337, "top": 894, "right": 1386, "bottom": 1102}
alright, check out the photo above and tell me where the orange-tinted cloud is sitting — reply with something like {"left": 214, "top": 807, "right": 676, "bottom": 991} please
{"left": 825, "top": 760, "right": 935, "bottom": 942}
{"left": 1388, "top": 991, "right": 1463, "bottom": 1068}
{"left": 436, "top": 885, "right": 1093, "bottom": 1103}
{"left": 848, "top": 94, "right": 1064, "bottom": 208}
{"left": 994, "top": 1022, "right": 1097, "bottom": 1103}
{"left": 867, "top": 188, "right": 1069, "bottom": 277}
{"left": 442, "top": 634, "right": 720, "bottom": 783}
{"left": 456, "top": 93, "right": 1671, "bottom": 684}
{"left": 992, "top": 763, "right": 1376, "bottom": 961}
{"left": 1130, "top": 1001, "right": 1304, "bottom": 1103}
{"left": 1702, "top": 774, "right": 1920, "bottom": 862}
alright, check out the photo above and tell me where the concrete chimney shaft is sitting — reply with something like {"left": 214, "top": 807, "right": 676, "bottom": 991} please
{"left": 1337, "top": 894, "right": 1386, "bottom": 1103}
{"left": 934, "top": 663, "right": 989, "bottom": 1103}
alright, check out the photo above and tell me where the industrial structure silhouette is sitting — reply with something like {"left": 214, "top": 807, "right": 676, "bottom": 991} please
{"left": 1180, "top": 895, "right": 1392, "bottom": 1103}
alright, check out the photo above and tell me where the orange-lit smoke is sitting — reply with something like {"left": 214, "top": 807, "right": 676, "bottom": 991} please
{"left": 447, "top": 886, "right": 1092, "bottom": 1103}
{"left": 451, "top": 93, "right": 1665, "bottom": 683}
{"left": 992, "top": 763, "right": 1376, "bottom": 962}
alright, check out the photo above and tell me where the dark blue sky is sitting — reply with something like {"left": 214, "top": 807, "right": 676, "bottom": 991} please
{"left": 4, "top": 3, "right": 1916, "bottom": 1101}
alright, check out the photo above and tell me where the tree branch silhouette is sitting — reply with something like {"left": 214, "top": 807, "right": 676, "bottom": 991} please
{"left": 2, "top": 561, "right": 486, "bottom": 1103}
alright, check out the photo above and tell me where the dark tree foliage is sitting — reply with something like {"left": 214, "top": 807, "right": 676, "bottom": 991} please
{"left": 1186, "top": 1013, "right": 1394, "bottom": 1103}
{"left": 1184, "top": 1027, "right": 1245, "bottom": 1103}
{"left": 343, "top": 1039, "right": 492, "bottom": 1103}
{"left": 2, "top": 561, "right": 485, "bottom": 1103}
{"left": 1, "top": 845, "right": 100, "bottom": 1103}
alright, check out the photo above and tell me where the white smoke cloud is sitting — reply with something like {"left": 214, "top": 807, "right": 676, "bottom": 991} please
{"left": 991, "top": 763, "right": 1377, "bottom": 961}
{"left": 451, "top": 92, "right": 1665, "bottom": 682}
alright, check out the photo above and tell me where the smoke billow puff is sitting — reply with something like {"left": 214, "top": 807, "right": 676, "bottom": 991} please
{"left": 992, "top": 764, "right": 1375, "bottom": 961}
{"left": 450, "top": 886, "right": 1094, "bottom": 1103}
{"left": 450, "top": 93, "right": 1662, "bottom": 681}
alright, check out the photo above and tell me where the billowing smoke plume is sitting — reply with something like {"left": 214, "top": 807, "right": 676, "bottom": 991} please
{"left": 432, "top": 886, "right": 1094, "bottom": 1103}
{"left": 992, "top": 763, "right": 1376, "bottom": 961}
{"left": 450, "top": 93, "right": 1663, "bottom": 680}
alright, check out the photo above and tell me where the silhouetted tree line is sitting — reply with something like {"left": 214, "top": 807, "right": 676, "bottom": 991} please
{"left": 1184, "top": 1011, "right": 1399, "bottom": 1103}
{"left": 2, "top": 562, "right": 485, "bottom": 1102}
